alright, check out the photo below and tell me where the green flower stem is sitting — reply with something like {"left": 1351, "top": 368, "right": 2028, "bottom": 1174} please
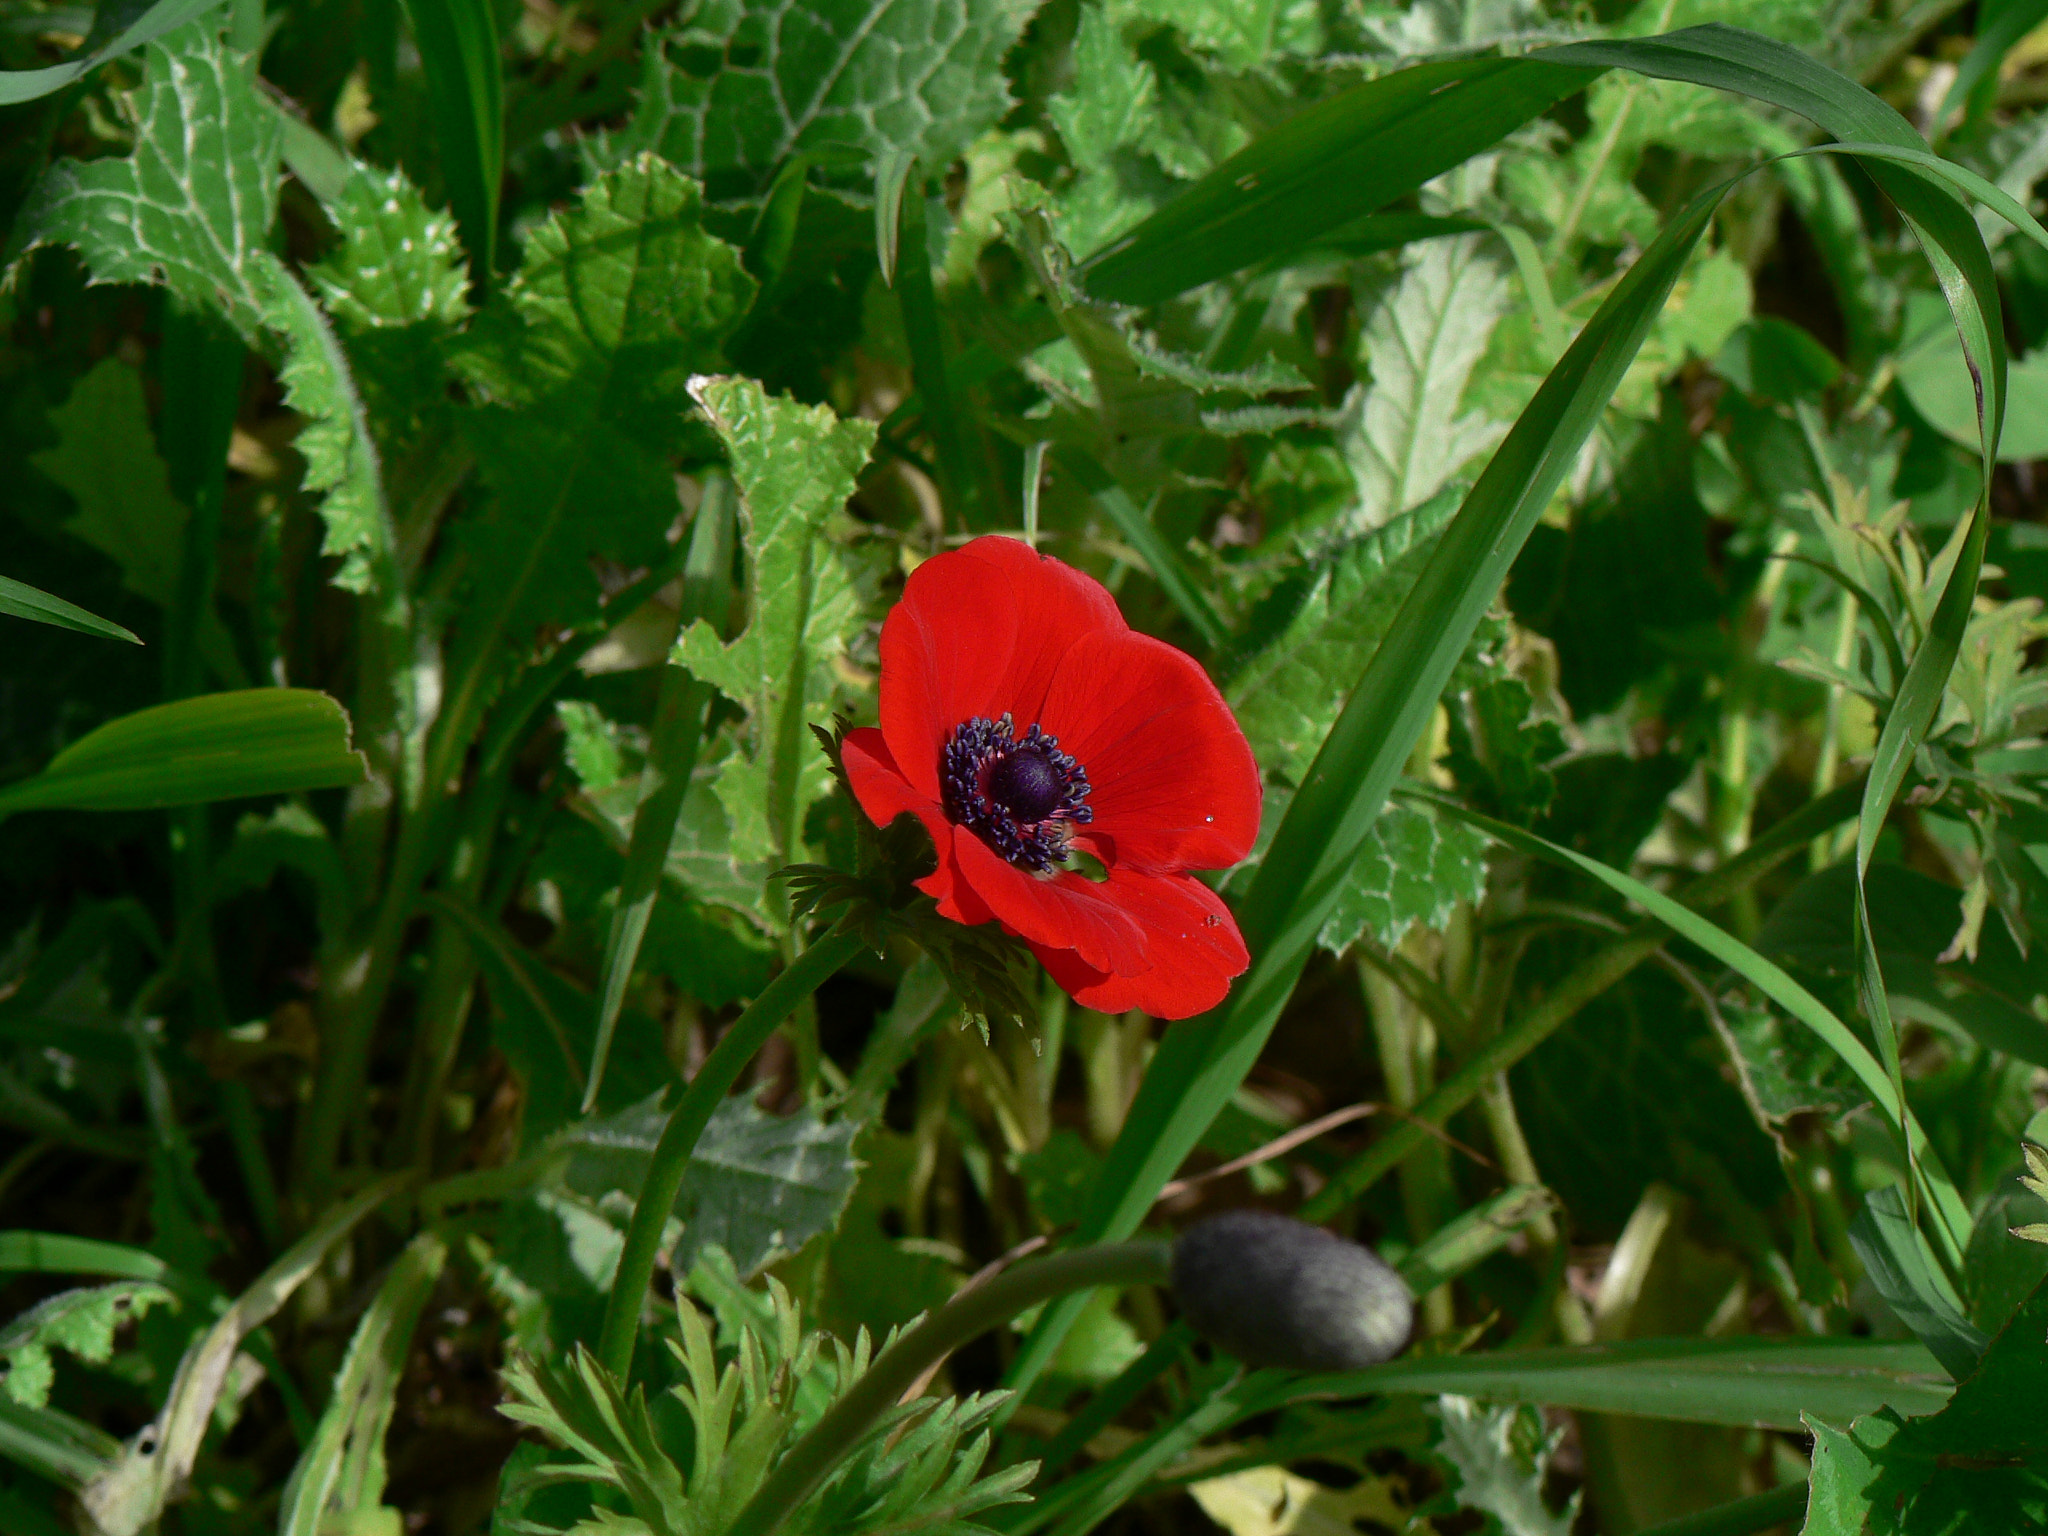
{"left": 595, "top": 930, "right": 866, "bottom": 1377}
{"left": 726, "top": 1239, "right": 1175, "bottom": 1536}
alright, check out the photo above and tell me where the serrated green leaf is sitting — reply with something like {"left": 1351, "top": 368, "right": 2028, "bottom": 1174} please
{"left": 1227, "top": 490, "right": 1460, "bottom": 783}
{"left": 1047, "top": 7, "right": 1157, "bottom": 254}
{"left": 1429, "top": 1397, "right": 1577, "bottom": 1536}
{"left": 6, "top": 22, "right": 280, "bottom": 337}
{"left": 1123, "top": 0, "right": 1322, "bottom": 70}
{"left": 1342, "top": 233, "right": 1510, "bottom": 534}
{"left": 256, "top": 259, "right": 396, "bottom": 596}
{"left": 305, "top": 161, "right": 472, "bottom": 333}
{"left": 443, "top": 156, "right": 753, "bottom": 743}
{"left": 556, "top": 701, "right": 631, "bottom": 793}
{"left": 1317, "top": 801, "right": 1490, "bottom": 955}
{"left": 1803, "top": 1271, "right": 2048, "bottom": 1533}
{"left": 31, "top": 360, "right": 186, "bottom": 612}
{"left": 674, "top": 376, "right": 875, "bottom": 871}
{"left": 0, "top": 689, "right": 367, "bottom": 816}
{"left": 0, "top": 1282, "right": 176, "bottom": 1409}
{"left": 617, "top": 0, "right": 1039, "bottom": 202}
{"left": 555, "top": 1092, "right": 859, "bottom": 1278}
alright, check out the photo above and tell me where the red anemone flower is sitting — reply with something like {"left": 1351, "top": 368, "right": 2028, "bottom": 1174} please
{"left": 842, "top": 535, "right": 1262, "bottom": 1019}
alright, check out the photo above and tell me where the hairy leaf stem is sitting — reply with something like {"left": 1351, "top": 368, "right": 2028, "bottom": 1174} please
{"left": 595, "top": 929, "right": 866, "bottom": 1376}
{"left": 725, "top": 1239, "right": 1175, "bottom": 1536}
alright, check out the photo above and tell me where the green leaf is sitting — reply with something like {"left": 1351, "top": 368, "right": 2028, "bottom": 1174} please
{"left": 28, "top": 359, "right": 185, "bottom": 611}
{"left": 1317, "top": 801, "right": 1490, "bottom": 956}
{"left": 674, "top": 376, "right": 876, "bottom": 871}
{"left": 0, "top": 1283, "right": 176, "bottom": 1409}
{"left": 555, "top": 1092, "right": 860, "bottom": 1278}
{"left": 0, "top": 576, "right": 139, "bottom": 647}
{"left": 0, "top": 689, "right": 368, "bottom": 816}
{"left": 618, "top": 0, "right": 1039, "bottom": 202}
{"left": 278, "top": 1232, "right": 447, "bottom": 1536}
{"left": 1422, "top": 791, "right": 1972, "bottom": 1254}
{"left": 1428, "top": 1397, "right": 1578, "bottom": 1536}
{"left": 556, "top": 700, "right": 631, "bottom": 793}
{"left": 443, "top": 155, "right": 753, "bottom": 747}
{"left": 0, "top": 1236, "right": 171, "bottom": 1283}
{"left": 1227, "top": 488, "right": 1460, "bottom": 784}
{"left": 1755, "top": 861, "right": 2048, "bottom": 1072}
{"left": 1046, "top": 6, "right": 1159, "bottom": 255}
{"left": 1805, "top": 1270, "right": 2048, "bottom": 1532}
{"left": 398, "top": 0, "right": 503, "bottom": 287}
{"left": 0, "top": 1396, "right": 124, "bottom": 1489}
{"left": 1896, "top": 302, "right": 2048, "bottom": 463}
{"left": 1342, "top": 233, "right": 1511, "bottom": 535}
{"left": 6, "top": 22, "right": 281, "bottom": 337}
{"left": 1507, "top": 400, "right": 1728, "bottom": 717}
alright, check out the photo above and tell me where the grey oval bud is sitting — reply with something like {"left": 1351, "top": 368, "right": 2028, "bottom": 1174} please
{"left": 1171, "top": 1209, "right": 1413, "bottom": 1371}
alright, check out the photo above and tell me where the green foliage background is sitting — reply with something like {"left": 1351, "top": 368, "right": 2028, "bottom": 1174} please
{"left": 1, "top": 0, "right": 2047, "bottom": 1531}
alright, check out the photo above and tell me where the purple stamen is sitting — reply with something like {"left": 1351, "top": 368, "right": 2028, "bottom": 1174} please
{"left": 940, "top": 713, "right": 1093, "bottom": 872}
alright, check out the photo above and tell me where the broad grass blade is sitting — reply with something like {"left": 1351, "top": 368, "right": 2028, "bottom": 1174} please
{"left": 1847, "top": 1187, "right": 1987, "bottom": 1382}
{"left": 1252, "top": 1336, "right": 1952, "bottom": 1430}
{"left": 0, "top": 1236, "right": 171, "bottom": 1282}
{"left": 0, "top": 690, "right": 368, "bottom": 816}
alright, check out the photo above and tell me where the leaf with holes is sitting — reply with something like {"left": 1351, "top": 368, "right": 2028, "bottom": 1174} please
{"left": 0, "top": 1283, "right": 176, "bottom": 1409}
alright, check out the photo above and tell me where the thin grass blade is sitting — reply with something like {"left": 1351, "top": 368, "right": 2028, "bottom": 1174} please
{"left": 400, "top": 0, "right": 504, "bottom": 289}
{"left": 584, "top": 478, "right": 736, "bottom": 1110}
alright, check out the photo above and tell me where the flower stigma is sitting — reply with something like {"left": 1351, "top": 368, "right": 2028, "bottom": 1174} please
{"left": 941, "top": 713, "right": 1094, "bottom": 873}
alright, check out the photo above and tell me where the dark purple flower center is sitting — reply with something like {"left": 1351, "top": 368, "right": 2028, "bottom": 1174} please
{"left": 941, "top": 713, "right": 1094, "bottom": 872}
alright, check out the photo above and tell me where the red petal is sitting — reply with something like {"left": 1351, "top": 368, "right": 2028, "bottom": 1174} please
{"left": 1037, "top": 630, "right": 1262, "bottom": 873}
{"left": 954, "top": 832, "right": 1151, "bottom": 975}
{"left": 1026, "top": 872, "right": 1248, "bottom": 1019}
{"left": 878, "top": 537, "right": 1126, "bottom": 802}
